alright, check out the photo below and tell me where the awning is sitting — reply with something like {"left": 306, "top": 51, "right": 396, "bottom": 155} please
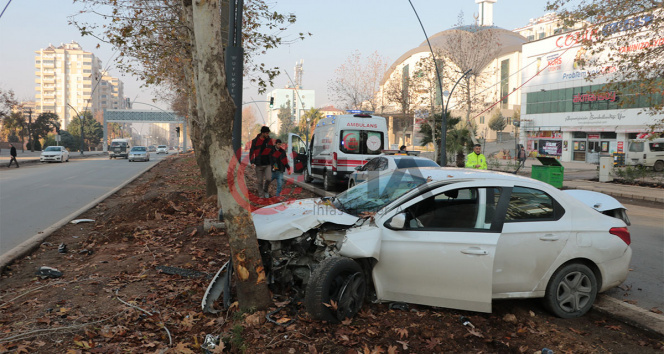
{"left": 615, "top": 125, "right": 663, "bottom": 133}
{"left": 523, "top": 126, "right": 561, "bottom": 131}
{"left": 561, "top": 126, "right": 617, "bottom": 132}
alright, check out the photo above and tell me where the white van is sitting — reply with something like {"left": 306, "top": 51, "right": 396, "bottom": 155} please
{"left": 626, "top": 138, "right": 664, "bottom": 171}
{"left": 110, "top": 138, "right": 130, "bottom": 159}
{"left": 288, "top": 113, "right": 388, "bottom": 190}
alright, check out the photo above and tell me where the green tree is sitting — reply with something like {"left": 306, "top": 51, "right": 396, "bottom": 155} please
{"left": 44, "top": 131, "right": 76, "bottom": 150}
{"left": 31, "top": 112, "right": 61, "bottom": 149}
{"left": 2, "top": 111, "right": 26, "bottom": 144}
{"left": 277, "top": 101, "right": 294, "bottom": 142}
{"left": 488, "top": 110, "right": 507, "bottom": 142}
{"left": 67, "top": 112, "right": 103, "bottom": 150}
{"left": 297, "top": 107, "right": 323, "bottom": 140}
{"left": 419, "top": 111, "right": 474, "bottom": 165}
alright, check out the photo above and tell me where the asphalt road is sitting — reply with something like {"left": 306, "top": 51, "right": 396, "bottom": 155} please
{"left": 604, "top": 201, "right": 664, "bottom": 312}
{"left": 0, "top": 154, "right": 167, "bottom": 255}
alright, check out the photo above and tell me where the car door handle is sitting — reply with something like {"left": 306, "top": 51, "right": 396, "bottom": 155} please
{"left": 461, "top": 247, "right": 488, "bottom": 256}
{"left": 539, "top": 234, "right": 560, "bottom": 241}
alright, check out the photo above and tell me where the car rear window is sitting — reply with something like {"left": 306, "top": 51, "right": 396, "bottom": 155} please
{"left": 395, "top": 158, "right": 439, "bottom": 169}
{"left": 340, "top": 130, "right": 384, "bottom": 155}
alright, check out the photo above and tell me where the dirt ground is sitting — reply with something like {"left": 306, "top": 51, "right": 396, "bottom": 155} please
{"left": 1, "top": 154, "right": 662, "bottom": 353}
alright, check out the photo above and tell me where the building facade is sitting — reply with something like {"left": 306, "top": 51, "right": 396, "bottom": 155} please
{"left": 519, "top": 13, "right": 661, "bottom": 163}
{"left": 266, "top": 88, "right": 315, "bottom": 134}
{"left": 35, "top": 41, "right": 125, "bottom": 130}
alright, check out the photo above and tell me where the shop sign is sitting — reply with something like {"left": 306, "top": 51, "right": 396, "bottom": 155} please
{"left": 617, "top": 141, "right": 624, "bottom": 152}
{"left": 539, "top": 140, "right": 562, "bottom": 156}
{"left": 588, "top": 134, "right": 600, "bottom": 139}
{"left": 572, "top": 91, "right": 617, "bottom": 103}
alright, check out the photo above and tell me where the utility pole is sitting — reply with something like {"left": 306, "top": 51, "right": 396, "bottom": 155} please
{"left": 226, "top": 0, "right": 244, "bottom": 156}
{"left": 27, "top": 109, "right": 33, "bottom": 152}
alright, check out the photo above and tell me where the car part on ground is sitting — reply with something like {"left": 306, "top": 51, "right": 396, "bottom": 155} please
{"left": 201, "top": 260, "right": 233, "bottom": 314}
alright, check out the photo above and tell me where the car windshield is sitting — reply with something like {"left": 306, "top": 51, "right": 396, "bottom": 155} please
{"left": 44, "top": 147, "right": 61, "bottom": 151}
{"left": 334, "top": 170, "right": 428, "bottom": 216}
{"left": 132, "top": 147, "right": 147, "bottom": 152}
{"left": 395, "top": 157, "right": 439, "bottom": 169}
{"left": 158, "top": 145, "right": 167, "bottom": 148}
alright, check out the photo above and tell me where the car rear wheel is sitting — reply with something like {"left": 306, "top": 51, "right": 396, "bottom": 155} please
{"left": 543, "top": 263, "right": 597, "bottom": 318}
{"left": 305, "top": 257, "right": 366, "bottom": 323}
{"left": 654, "top": 160, "right": 664, "bottom": 172}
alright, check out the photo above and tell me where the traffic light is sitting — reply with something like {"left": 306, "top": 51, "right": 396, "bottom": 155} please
{"left": 269, "top": 96, "right": 274, "bottom": 108}
{"left": 176, "top": 126, "right": 180, "bottom": 137}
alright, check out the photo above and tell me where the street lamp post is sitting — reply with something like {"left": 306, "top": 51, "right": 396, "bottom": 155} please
{"left": 67, "top": 103, "right": 86, "bottom": 155}
{"left": 439, "top": 69, "right": 472, "bottom": 166}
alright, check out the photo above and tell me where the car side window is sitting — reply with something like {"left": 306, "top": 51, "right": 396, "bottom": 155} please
{"left": 405, "top": 187, "right": 501, "bottom": 231}
{"left": 377, "top": 158, "right": 389, "bottom": 171}
{"left": 363, "top": 158, "right": 379, "bottom": 171}
{"left": 505, "top": 187, "right": 560, "bottom": 222}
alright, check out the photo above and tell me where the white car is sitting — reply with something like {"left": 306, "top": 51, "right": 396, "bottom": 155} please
{"left": 40, "top": 146, "right": 69, "bottom": 163}
{"left": 156, "top": 145, "right": 168, "bottom": 154}
{"left": 128, "top": 146, "right": 150, "bottom": 162}
{"left": 348, "top": 154, "right": 440, "bottom": 188}
{"left": 252, "top": 168, "right": 632, "bottom": 322}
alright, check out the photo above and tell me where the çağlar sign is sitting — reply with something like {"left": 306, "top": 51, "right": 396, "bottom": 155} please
{"left": 572, "top": 91, "right": 617, "bottom": 103}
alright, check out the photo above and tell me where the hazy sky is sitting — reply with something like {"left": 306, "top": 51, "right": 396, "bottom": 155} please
{"left": 0, "top": 0, "right": 554, "bottom": 118}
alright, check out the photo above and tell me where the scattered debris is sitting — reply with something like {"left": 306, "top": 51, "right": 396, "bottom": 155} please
{"left": 155, "top": 265, "right": 211, "bottom": 279}
{"left": 202, "top": 260, "right": 233, "bottom": 314}
{"left": 542, "top": 348, "right": 554, "bottom": 354}
{"left": 389, "top": 302, "right": 409, "bottom": 311}
{"left": 79, "top": 249, "right": 93, "bottom": 255}
{"left": 503, "top": 313, "right": 517, "bottom": 323}
{"left": 36, "top": 266, "right": 62, "bottom": 279}
{"left": 460, "top": 316, "right": 475, "bottom": 329}
{"left": 70, "top": 219, "right": 95, "bottom": 224}
{"left": 58, "top": 243, "right": 67, "bottom": 254}
{"left": 201, "top": 334, "right": 222, "bottom": 353}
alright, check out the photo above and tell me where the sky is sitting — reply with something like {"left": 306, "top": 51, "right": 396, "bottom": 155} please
{"left": 0, "top": 0, "right": 556, "bottom": 120}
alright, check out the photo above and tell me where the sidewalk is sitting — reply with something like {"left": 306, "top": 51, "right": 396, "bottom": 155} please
{"left": 0, "top": 150, "right": 107, "bottom": 168}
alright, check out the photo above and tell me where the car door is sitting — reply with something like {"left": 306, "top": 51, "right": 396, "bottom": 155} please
{"left": 492, "top": 184, "right": 571, "bottom": 296}
{"left": 287, "top": 133, "right": 308, "bottom": 173}
{"left": 373, "top": 183, "right": 509, "bottom": 313}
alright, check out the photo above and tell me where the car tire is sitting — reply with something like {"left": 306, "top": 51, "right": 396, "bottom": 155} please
{"left": 654, "top": 160, "right": 664, "bottom": 172}
{"left": 348, "top": 179, "right": 355, "bottom": 189}
{"left": 543, "top": 263, "right": 598, "bottom": 318}
{"left": 323, "top": 172, "right": 333, "bottom": 191}
{"left": 305, "top": 257, "right": 366, "bottom": 323}
{"left": 304, "top": 168, "right": 313, "bottom": 183}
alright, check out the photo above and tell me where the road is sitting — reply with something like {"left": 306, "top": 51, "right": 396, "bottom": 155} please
{"left": 604, "top": 201, "right": 664, "bottom": 311}
{"left": 0, "top": 154, "right": 167, "bottom": 255}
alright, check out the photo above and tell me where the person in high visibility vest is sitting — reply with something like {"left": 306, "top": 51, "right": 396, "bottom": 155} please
{"left": 465, "top": 144, "right": 487, "bottom": 170}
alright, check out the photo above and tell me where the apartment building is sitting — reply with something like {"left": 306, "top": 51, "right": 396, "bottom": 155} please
{"left": 35, "top": 41, "right": 125, "bottom": 130}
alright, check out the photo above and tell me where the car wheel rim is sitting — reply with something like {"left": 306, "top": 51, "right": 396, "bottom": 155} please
{"left": 556, "top": 271, "right": 592, "bottom": 312}
{"left": 334, "top": 272, "right": 365, "bottom": 320}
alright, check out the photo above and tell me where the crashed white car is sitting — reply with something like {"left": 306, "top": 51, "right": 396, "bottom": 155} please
{"left": 248, "top": 168, "right": 632, "bottom": 322}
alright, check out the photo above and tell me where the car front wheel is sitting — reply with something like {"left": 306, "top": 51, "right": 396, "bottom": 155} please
{"left": 348, "top": 179, "right": 355, "bottom": 189}
{"left": 543, "top": 263, "right": 598, "bottom": 318}
{"left": 304, "top": 168, "right": 313, "bottom": 183}
{"left": 654, "top": 160, "right": 664, "bottom": 172}
{"left": 305, "top": 257, "right": 366, "bottom": 323}
{"left": 323, "top": 173, "right": 333, "bottom": 191}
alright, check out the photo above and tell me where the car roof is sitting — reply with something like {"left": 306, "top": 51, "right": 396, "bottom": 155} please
{"left": 404, "top": 167, "right": 537, "bottom": 184}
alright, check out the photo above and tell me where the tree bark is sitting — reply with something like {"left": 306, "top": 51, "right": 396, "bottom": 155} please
{"left": 185, "top": 0, "right": 272, "bottom": 310}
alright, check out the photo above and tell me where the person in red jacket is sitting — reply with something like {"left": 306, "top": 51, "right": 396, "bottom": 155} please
{"left": 270, "top": 139, "right": 291, "bottom": 197}
{"left": 250, "top": 126, "right": 274, "bottom": 198}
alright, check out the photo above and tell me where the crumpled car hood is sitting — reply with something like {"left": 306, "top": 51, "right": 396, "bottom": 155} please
{"left": 252, "top": 198, "right": 359, "bottom": 241}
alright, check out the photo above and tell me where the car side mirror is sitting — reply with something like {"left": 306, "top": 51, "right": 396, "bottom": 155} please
{"left": 386, "top": 213, "right": 407, "bottom": 229}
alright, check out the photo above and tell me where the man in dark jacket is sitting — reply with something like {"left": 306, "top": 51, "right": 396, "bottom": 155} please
{"left": 7, "top": 143, "right": 19, "bottom": 168}
{"left": 270, "top": 139, "right": 291, "bottom": 197}
{"left": 250, "top": 126, "right": 274, "bottom": 198}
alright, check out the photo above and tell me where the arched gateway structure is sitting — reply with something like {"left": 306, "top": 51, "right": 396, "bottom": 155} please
{"left": 103, "top": 109, "right": 187, "bottom": 152}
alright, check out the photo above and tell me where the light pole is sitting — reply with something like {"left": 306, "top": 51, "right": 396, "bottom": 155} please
{"left": 67, "top": 103, "right": 86, "bottom": 155}
{"left": 439, "top": 69, "right": 472, "bottom": 166}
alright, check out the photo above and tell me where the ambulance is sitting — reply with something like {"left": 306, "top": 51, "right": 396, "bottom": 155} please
{"left": 288, "top": 113, "right": 388, "bottom": 191}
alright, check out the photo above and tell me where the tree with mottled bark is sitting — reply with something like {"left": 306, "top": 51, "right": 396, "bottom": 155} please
{"left": 328, "top": 50, "right": 389, "bottom": 111}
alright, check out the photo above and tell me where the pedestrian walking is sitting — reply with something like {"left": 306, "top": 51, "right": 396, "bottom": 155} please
{"left": 249, "top": 126, "right": 274, "bottom": 198}
{"left": 7, "top": 143, "right": 19, "bottom": 168}
{"left": 465, "top": 143, "right": 487, "bottom": 170}
{"left": 518, "top": 146, "right": 527, "bottom": 168}
{"left": 270, "top": 139, "right": 291, "bottom": 197}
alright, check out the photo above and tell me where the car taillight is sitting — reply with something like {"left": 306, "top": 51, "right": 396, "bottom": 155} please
{"left": 332, "top": 152, "right": 337, "bottom": 172}
{"left": 610, "top": 227, "right": 631, "bottom": 245}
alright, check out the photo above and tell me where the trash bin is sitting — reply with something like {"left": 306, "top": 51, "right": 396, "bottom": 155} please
{"left": 531, "top": 157, "right": 564, "bottom": 188}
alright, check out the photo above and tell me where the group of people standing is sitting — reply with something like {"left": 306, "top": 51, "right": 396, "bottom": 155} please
{"left": 249, "top": 126, "right": 290, "bottom": 198}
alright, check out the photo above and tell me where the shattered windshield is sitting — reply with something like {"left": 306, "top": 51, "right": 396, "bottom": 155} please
{"left": 334, "top": 170, "right": 428, "bottom": 216}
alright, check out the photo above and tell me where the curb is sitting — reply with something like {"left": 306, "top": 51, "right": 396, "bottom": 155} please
{"left": 594, "top": 295, "right": 664, "bottom": 338}
{"left": 0, "top": 158, "right": 163, "bottom": 273}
